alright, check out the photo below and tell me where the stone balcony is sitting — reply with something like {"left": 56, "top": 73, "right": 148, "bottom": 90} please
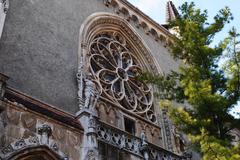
{"left": 97, "top": 121, "right": 188, "bottom": 160}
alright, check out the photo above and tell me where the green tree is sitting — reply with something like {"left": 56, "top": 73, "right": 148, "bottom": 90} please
{"left": 140, "top": 2, "right": 240, "bottom": 159}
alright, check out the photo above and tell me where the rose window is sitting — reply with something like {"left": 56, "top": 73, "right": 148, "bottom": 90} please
{"left": 89, "top": 32, "right": 157, "bottom": 123}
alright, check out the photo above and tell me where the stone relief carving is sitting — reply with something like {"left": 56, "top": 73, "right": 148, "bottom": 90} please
{"left": 0, "top": 135, "right": 69, "bottom": 159}
{"left": 89, "top": 31, "right": 157, "bottom": 123}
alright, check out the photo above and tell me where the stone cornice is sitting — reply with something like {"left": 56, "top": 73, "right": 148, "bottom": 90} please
{"left": 103, "top": 0, "right": 174, "bottom": 45}
{"left": 3, "top": 87, "right": 84, "bottom": 132}
{"left": 0, "top": 72, "right": 9, "bottom": 82}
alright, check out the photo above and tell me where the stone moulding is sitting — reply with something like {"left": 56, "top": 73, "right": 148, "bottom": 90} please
{"left": 102, "top": 0, "right": 174, "bottom": 46}
{"left": 4, "top": 87, "right": 84, "bottom": 131}
{"left": 0, "top": 136, "right": 68, "bottom": 160}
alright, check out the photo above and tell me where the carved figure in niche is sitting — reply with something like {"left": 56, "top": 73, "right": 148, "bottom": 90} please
{"left": 119, "top": 135, "right": 125, "bottom": 149}
{"left": 141, "top": 131, "right": 147, "bottom": 146}
{"left": 84, "top": 73, "right": 101, "bottom": 110}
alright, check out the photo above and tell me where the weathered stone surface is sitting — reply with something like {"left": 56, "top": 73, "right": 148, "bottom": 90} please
{"left": 21, "top": 112, "right": 37, "bottom": 132}
{"left": 67, "top": 131, "right": 81, "bottom": 146}
{"left": 0, "top": 0, "right": 188, "bottom": 159}
{"left": 0, "top": 0, "right": 178, "bottom": 114}
{"left": 6, "top": 108, "right": 20, "bottom": 125}
{"left": 52, "top": 125, "right": 66, "bottom": 143}
{"left": 5, "top": 124, "right": 22, "bottom": 140}
{"left": 0, "top": 73, "right": 8, "bottom": 100}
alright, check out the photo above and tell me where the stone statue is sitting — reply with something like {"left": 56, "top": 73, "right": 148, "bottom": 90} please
{"left": 84, "top": 73, "right": 100, "bottom": 110}
{"left": 140, "top": 131, "right": 149, "bottom": 160}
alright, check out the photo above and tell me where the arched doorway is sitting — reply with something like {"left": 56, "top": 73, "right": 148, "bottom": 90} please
{"left": 7, "top": 146, "right": 62, "bottom": 160}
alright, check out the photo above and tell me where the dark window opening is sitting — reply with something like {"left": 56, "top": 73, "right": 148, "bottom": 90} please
{"left": 124, "top": 117, "right": 135, "bottom": 135}
{"left": 99, "top": 142, "right": 128, "bottom": 160}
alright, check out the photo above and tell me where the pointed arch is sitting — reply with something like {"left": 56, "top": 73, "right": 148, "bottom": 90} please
{"left": 78, "top": 12, "right": 162, "bottom": 123}
{"left": 6, "top": 146, "right": 62, "bottom": 160}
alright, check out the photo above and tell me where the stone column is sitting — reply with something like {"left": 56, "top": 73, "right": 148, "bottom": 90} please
{"left": 76, "top": 74, "right": 101, "bottom": 160}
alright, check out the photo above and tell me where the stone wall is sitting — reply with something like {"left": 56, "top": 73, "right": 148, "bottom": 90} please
{"left": 0, "top": 0, "right": 178, "bottom": 114}
{"left": 0, "top": 100, "right": 83, "bottom": 160}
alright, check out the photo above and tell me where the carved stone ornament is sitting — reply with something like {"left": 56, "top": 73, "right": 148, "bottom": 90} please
{"left": 0, "top": 136, "right": 69, "bottom": 160}
{"left": 0, "top": 136, "right": 40, "bottom": 157}
{"left": 37, "top": 124, "right": 52, "bottom": 145}
{"left": 1, "top": 0, "right": 9, "bottom": 13}
{"left": 89, "top": 31, "right": 157, "bottom": 123}
{"left": 85, "top": 149, "right": 98, "bottom": 160}
{"left": 38, "top": 124, "right": 52, "bottom": 136}
{"left": 97, "top": 122, "right": 185, "bottom": 160}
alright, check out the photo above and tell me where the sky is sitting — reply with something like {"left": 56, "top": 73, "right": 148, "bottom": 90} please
{"left": 128, "top": 0, "right": 240, "bottom": 44}
{"left": 128, "top": 0, "right": 240, "bottom": 118}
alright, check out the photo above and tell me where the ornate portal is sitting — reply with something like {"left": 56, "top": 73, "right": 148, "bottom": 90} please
{"left": 89, "top": 32, "right": 157, "bottom": 123}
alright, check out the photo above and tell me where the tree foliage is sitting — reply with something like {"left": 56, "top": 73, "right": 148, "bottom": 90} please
{"left": 139, "top": 2, "right": 240, "bottom": 159}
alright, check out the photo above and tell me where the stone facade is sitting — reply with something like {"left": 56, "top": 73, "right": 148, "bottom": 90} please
{"left": 0, "top": 0, "right": 191, "bottom": 160}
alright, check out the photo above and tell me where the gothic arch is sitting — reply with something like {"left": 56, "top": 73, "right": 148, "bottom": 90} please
{"left": 78, "top": 13, "right": 162, "bottom": 123}
{"left": 1, "top": 137, "right": 68, "bottom": 160}
{"left": 6, "top": 146, "right": 62, "bottom": 160}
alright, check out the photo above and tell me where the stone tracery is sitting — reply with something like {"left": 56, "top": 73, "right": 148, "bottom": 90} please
{"left": 89, "top": 31, "right": 157, "bottom": 123}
